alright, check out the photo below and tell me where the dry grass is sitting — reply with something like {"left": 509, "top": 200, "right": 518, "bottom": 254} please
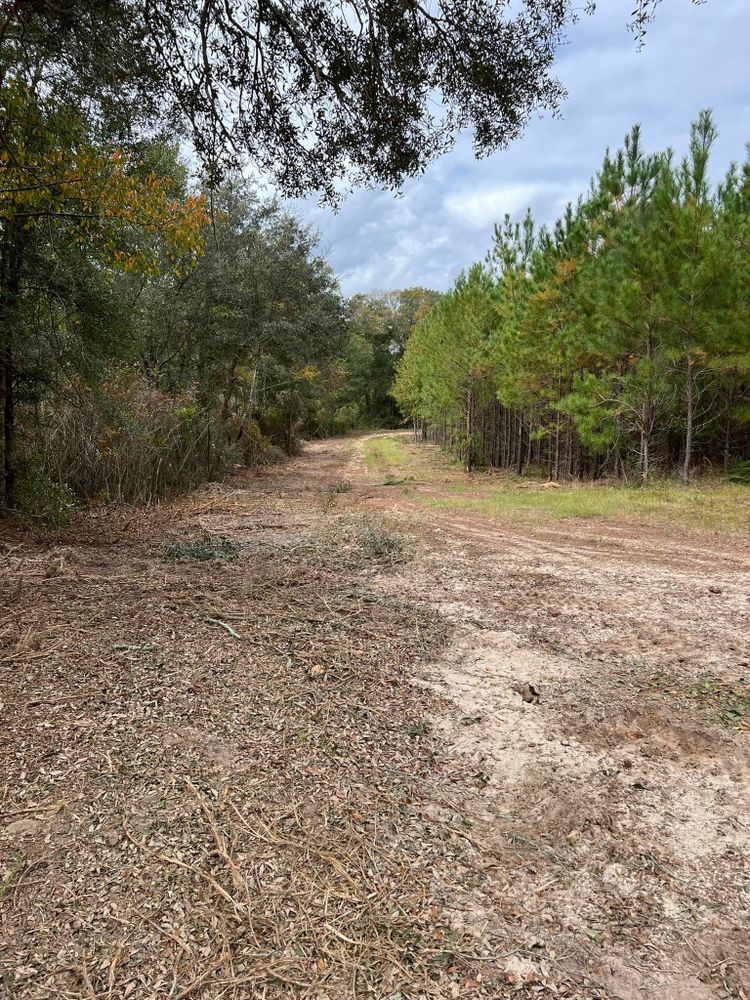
{"left": 420, "top": 480, "right": 750, "bottom": 532}
{"left": 368, "top": 433, "right": 750, "bottom": 534}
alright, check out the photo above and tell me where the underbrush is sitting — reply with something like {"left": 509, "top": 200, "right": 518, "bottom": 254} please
{"left": 12, "top": 469, "right": 78, "bottom": 529}
{"left": 14, "top": 371, "right": 286, "bottom": 524}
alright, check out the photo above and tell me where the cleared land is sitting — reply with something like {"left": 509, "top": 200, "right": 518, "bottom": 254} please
{"left": 1, "top": 433, "right": 749, "bottom": 999}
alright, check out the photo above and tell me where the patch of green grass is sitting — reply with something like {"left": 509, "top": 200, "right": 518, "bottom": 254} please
{"left": 362, "top": 435, "right": 412, "bottom": 471}
{"left": 420, "top": 481, "right": 750, "bottom": 532}
{"left": 164, "top": 534, "right": 241, "bottom": 561}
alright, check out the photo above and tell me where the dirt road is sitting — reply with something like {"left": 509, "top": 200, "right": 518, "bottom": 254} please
{"left": 1, "top": 433, "right": 749, "bottom": 999}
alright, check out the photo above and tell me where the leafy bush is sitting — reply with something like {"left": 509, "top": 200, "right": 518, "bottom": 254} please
{"left": 13, "top": 468, "right": 78, "bottom": 528}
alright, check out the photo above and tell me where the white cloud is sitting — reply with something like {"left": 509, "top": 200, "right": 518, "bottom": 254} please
{"left": 444, "top": 183, "right": 564, "bottom": 229}
{"left": 294, "top": 1, "right": 750, "bottom": 295}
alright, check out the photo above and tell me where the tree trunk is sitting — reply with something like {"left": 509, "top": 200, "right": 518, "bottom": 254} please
{"left": 723, "top": 388, "right": 733, "bottom": 472}
{"left": 640, "top": 425, "right": 650, "bottom": 484}
{"left": 0, "top": 220, "right": 22, "bottom": 509}
{"left": 287, "top": 391, "right": 294, "bottom": 455}
{"left": 465, "top": 381, "right": 474, "bottom": 473}
{"left": 682, "top": 354, "right": 694, "bottom": 485}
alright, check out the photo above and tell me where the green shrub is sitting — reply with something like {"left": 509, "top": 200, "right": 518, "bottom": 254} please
{"left": 358, "top": 523, "right": 404, "bottom": 561}
{"left": 13, "top": 469, "right": 77, "bottom": 528}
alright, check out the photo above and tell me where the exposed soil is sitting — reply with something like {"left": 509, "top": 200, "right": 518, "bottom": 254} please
{"left": 1, "top": 433, "right": 749, "bottom": 999}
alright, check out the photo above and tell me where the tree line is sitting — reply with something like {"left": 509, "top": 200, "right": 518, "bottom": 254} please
{"left": 1, "top": 0, "right": 570, "bottom": 523}
{"left": 394, "top": 112, "right": 750, "bottom": 482}
{"left": 1, "top": 1, "right": 715, "bottom": 521}
{"left": 1, "top": 81, "right": 435, "bottom": 523}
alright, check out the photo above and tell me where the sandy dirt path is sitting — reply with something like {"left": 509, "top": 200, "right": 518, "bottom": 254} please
{"left": 338, "top": 432, "right": 750, "bottom": 1000}
{"left": 1, "top": 432, "right": 748, "bottom": 999}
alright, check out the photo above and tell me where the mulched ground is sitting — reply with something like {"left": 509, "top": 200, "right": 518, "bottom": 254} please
{"left": 0, "top": 465, "right": 601, "bottom": 999}
{"left": 5, "top": 438, "right": 747, "bottom": 1000}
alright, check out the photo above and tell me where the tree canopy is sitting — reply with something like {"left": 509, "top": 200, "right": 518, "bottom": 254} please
{"left": 1, "top": 1, "right": 706, "bottom": 197}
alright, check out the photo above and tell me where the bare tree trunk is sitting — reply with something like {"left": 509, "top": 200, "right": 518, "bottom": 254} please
{"left": 682, "top": 354, "right": 694, "bottom": 485}
{"left": 553, "top": 416, "right": 561, "bottom": 481}
{"left": 723, "top": 407, "right": 732, "bottom": 472}
{"left": 465, "top": 382, "right": 474, "bottom": 473}
{"left": 0, "top": 222, "right": 21, "bottom": 509}
{"left": 287, "top": 389, "right": 294, "bottom": 455}
{"left": 640, "top": 425, "right": 650, "bottom": 484}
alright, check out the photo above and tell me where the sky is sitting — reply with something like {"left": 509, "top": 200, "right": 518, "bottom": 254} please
{"left": 295, "top": 0, "right": 750, "bottom": 297}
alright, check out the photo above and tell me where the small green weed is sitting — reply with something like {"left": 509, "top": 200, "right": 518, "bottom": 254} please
{"left": 164, "top": 534, "right": 240, "bottom": 561}
{"left": 407, "top": 719, "right": 431, "bottom": 738}
{"left": 325, "top": 480, "right": 352, "bottom": 493}
{"left": 686, "top": 675, "right": 750, "bottom": 729}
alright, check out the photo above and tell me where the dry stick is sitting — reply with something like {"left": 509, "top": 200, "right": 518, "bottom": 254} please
{"left": 214, "top": 969, "right": 314, "bottom": 990}
{"left": 11, "top": 859, "right": 48, "bottom": 909}
{"left": 1, "top": 801, "right": 64, "bottom": 818}
{"left": 107, "top": 941, "right": 127, "bottom": 1000}
{"left": 231, "top": 804, "right": 362, "bottom": 893}
{"left": 121, "top": 819, "right": 239, "bottom": 912}
{"left": 176, "top": 949, "right": 230, "bottom": 1000}
{"left": 204, "top": 616, "right": 242, "bottom": 640}
{"left": 79, "top": 961, "right": 96, "bottom": 1000}
{"left": 185, "top": 781, "right": 262, "bottom": 950}
{"left": 135, "top": 911, "right": 192, "bottom": 956}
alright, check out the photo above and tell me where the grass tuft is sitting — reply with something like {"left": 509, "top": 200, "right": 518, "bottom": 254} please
{"left": 357, "top": 523, "right": 405, "bottom": 561}
{"left": 325, "top": 479, "right": 352, "bottom": 493}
